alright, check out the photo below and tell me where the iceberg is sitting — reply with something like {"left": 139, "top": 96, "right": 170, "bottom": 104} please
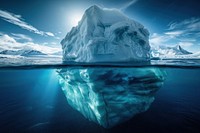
{"left": 58, "top": 5, "right": 166, "bottom": 128}
{"left": 61, "top": 5, "right": 150, "bottom": 63}
{"left": 57, "top": 67, "right": 166, "bottom": 128}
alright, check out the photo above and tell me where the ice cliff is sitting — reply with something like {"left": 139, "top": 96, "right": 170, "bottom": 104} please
{"left": 57, "top": 67, "right": 166, "bottom": 128}
{"left": 61, "top": 5, "right": 150, "bottom": 62}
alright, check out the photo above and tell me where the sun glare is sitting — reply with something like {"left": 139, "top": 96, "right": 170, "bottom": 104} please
{"left": 69, "top": 12, "right": 83, "bottom": 27}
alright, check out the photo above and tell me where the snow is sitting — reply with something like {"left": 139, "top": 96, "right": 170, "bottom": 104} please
{"left": 0, "top": 54, "right": 23, "bottom": 59}
{"left": 61, "top": 5, "right": 150, "bottom": 63}
{"left": 171, "top": 52, "right": 200, "bottom": 59}
{"left": 0, "top": 34, "right": 62, "bottom": 55}
{"left": 0, "top": 55, "right": 62, "bottom": 66}
{"left": 57, "top": 67, "right": 166, "bottom": 128}
{"left": 0, "top": 44, "right": 62, "bottom": 66}
{"left": 0, "top": 49, "right": 46, "bottom": 56}
{"left": 0, "top": 48, "right": 63, "bottom": 66}
{"left": 151, "top": 45, "right": 194, "bottom": 59}
{"left": 187, "top": 52, "right": 200, "bottom": 58}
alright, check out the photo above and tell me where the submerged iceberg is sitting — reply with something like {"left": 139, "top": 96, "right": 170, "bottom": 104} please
{"left": 57, "top": 67, "right": 166, "bottom": 128}
{"left": 61, "top": 5, "right": 150, "bottom": 62}
{"left": 59, "top": 5, "right": 166, "bottom": 128}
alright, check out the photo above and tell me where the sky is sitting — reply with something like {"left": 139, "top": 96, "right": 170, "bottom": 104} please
{"left": 0, "top": 0, "right": 200, "bottom": 52}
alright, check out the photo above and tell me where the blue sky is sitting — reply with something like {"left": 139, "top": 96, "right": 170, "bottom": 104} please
{"left": 0, "top": 0, "right": 200, "bottom": 52}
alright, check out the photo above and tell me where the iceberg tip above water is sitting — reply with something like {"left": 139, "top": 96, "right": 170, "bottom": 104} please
{"left": 61, "top": 5, "right": 150, "bottom": 63}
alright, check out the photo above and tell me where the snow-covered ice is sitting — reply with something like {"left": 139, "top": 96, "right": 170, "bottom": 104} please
{"left": 0, "top": 49, "right": 47, "bottom": 56}
{"left": 150, "top": 45, "right": 194, "bottom": 59}
{"left": 61, "top": 5, "right": 150, "bottom": 63}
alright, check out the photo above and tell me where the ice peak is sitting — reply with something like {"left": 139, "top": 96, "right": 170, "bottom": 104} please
{"left": 84, "top": 5, "right": 102, "bottom": 18}
{"left": 61, "top": 6, "right": 150, "bottom": 63}
{"left": 85, "top": 5, "right": 120, "bottom": 14}
{"left": 82, "top": 5, "right": 128, "bottom": 25}
{"left": 175, "top": 44, "right": 182, "bottom": 50}
{"left": 174, "top": 45, "right": 192, "bottom": 54}
{"left": 87, "top": 5, "right": 101, "bottom": 12}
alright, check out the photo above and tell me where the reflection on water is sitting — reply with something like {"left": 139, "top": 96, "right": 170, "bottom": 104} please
{"left": 57, "top": 67, "right": 166, "bottom": 128}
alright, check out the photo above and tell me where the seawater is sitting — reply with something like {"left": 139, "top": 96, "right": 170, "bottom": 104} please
{"left": 0, "top": 66, "right": 200, "bottom": 133}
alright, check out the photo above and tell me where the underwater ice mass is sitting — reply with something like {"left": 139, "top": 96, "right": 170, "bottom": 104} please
{"left": 58, "top": 5, "right": 166, "bottom": 128}
{"left": 58, "top": 68, "right": 166, "bottom": 128}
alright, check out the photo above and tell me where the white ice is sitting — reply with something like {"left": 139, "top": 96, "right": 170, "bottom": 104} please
{"left": 61, "top": 5, "right": 150, "bottom": 63}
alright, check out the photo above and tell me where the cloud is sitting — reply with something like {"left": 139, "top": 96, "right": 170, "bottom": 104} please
{"left": 0, "top": 34, "right": 61, "bottom": 54}
{"left": 178, "top": 42, "right": 194, "bottom": 48}
{"left": 55, "top": 36, "right": 61, "bottom": 40}
{"left": 150, "top": 32, "right": 195, "bottom": 48}
{"left": 150, "top": 33, "right": 174, "bottom": 46}
{"left": 167, "top": 18, "right": 200, "bottom": 38}
{"left": 0, "top": 10, "right": 54, "bottom": 37}
{"left": 120, "top": 0, "right": 138, "bottom": 11}
{"left": 41, "top": 42, "right": 60, "bottom": 48}
{"left": 0, "top": 34, "right": 16, "bottom": 43}
{"left": 150, "top": 17, "right": 200, "bottom": 52}
{"left": 11, "top": 33, "right": 33, "bottom": 41}
{"left": 45, "top": 32, "right": 55, "bottom": 37}
{"left": 164, "top": 31, "right": 185, "bottom": 36}
{"left": 168, "top": 18, "right": 200, "bottom": 31}
{"left": 150, "top": 33, "right": 196, "bottom": 52}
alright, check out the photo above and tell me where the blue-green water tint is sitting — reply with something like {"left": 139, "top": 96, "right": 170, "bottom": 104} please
{"left": 0, "top": 67, "right": 200, "bottom": 133}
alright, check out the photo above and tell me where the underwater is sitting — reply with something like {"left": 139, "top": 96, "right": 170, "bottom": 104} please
{"left": 0, "top": 64, "right": 200, "bottom": 133}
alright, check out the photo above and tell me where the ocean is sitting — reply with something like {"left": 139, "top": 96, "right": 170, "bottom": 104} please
{"left": 0, "top": 62, "right": 200, "bottom": 133}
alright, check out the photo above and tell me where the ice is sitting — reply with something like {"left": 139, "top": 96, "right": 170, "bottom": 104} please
{"left": 151, "top": 45, "right": 193, "bottom": 59}
{"left": 0, "top": 49, "right": 46, "bottom": 56}
{"left": 58, "top": 5, "right": 166, "bottom": 128}
{"left": 61, "top": 5, "right": 150, "bottom": 63}
{"left": 57, "top": 67, "right": 166, "bottom": 128}
{"left": 0, "top": 34, "right": 62, "bottom": 56}
{"left": 0, "top": 55, "right": 62, "bottom": 67}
